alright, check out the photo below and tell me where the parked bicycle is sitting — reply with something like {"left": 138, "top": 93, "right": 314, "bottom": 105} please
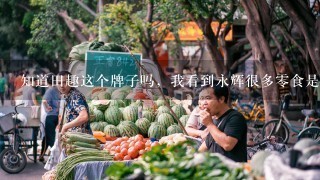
{"left": 262, "top": 95, "right": 320, "bottom": 143}
{"left": 232, "top": 99, "right": 265, "bottom": 142}
{"left": 0, "top": 103, "right": 27, "bottom": 174}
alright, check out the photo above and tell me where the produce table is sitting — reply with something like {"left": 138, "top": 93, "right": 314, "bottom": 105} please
{"left": 74, "top": 160, "right": 133, "bottom": 180}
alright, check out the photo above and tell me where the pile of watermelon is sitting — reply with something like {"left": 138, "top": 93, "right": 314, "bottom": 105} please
{"left": 88, "top": 87, "right": 189, "bottom": 140}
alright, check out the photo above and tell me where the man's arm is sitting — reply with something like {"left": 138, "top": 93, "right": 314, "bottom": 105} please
{"left": 200, "top": 110, "right": 238, "bottom": 152}
{"left": 206, "top": 124, "right": 238, "bottom": 151}
{"left": 61, "top": 109, "right": 88, "bottom": 134}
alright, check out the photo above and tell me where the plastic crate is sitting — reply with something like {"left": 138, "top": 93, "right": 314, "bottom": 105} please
{"left": 0, "top": 113, "right": 14, "bottom": 135}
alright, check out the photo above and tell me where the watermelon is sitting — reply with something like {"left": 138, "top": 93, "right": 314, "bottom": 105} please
{"left": 142, "top": 111, "right": 155, "bottom": 122}
{"left": 104, "top": 125, "right": 120, "bottom": 137}
{"left": 122, "top": 106, "right": 138, "bottom": 122}
{"left": 92, "top": 109, "right": 105, "bottom": 122}
{"left": 117, "top": 121, "right": 139, "bottom": 137}
{"left": 148, "top": 124, "right": 167, "bottom": 139}
{"left": 172, "top": 104, "right": 187, "bottom": 119}
{"left": 167, "top": 124, "right": 183, "bottom": 135}
{"left": 156, "top": 99, "right": 167, "bottom": 107}
{"left": 97, "top": 91, "right": 111, "bottom": 100}
{"left": 135, "top": 118, "right": 151, "bottom": 137}
{"left": 111, "top": 89, "right": 128, "bottom": 100}
{"left": 90, "top": 122, "right": 101, "bottom": 131}
{"left": 121, "top": 86, "right": 132, "bottom": 92}
{"left": 88, "top": 101, "right": 96, "bottom": 116}
{"left": 157, "top": 106, "right": 171, "bottom": 115}
{"left": 99, "top": 122, "right": 109, "bottom": 130}
{"left": 104, "top": 106, "right": 123, "bottom": 125}
{"left": 157, "top": 113, "right": 175, "bottom": 129}
{"left": 106, "top": 87, "right": 117, "bottom": 94}
{"left": 92, "top": 100, "right": 110, "bottom": 112}
{"left": 179, "top": 115, "right": 190, "bottom": 127}
{"left": 131, "top": 100, "right": 143, "bottom": 107}
{"left": 109, "top": 100, "right": 125, "bottom": 108}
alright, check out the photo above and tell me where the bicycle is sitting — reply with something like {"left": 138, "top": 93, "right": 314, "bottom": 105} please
{"left": 261, "top": 95, "right": 320, "bottom": 144}
{"left": 0, "top": 103, "right": 27, "bottom": 174}
{"left": 232, "top": 99, "right": 265, "bottom": 142}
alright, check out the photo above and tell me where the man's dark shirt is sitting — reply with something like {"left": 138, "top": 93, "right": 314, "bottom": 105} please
{"left": 205, "top": 109, "right": 247, "bottom": 162}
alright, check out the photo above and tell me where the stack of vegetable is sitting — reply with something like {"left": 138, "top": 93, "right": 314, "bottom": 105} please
{"left": 158, "top": 133, "right": 187, "bottom": 146}
{"left": 106, "top": 142, "right": 247, "bottom": 179}
{"left": 61, "top": 132, "right": 101, "bottom": 155}
{"left": 103, "top": 134, "right": 159, "bottom": 161}
{"left": 55, "top": 150, "right": 113, "bottom": 180}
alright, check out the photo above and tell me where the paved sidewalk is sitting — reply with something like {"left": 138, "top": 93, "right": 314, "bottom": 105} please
{"left": 0, "top": 159, "right": 47, "bottom": 180}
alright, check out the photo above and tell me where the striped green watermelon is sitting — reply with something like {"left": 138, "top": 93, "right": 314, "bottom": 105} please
{"left": 157, "top": 113, "right": 175, "bottom": 129}
{"left": 97, "top": 91, "right": 111, "bottom": 100}
{"left": 142, "top": 111, "right": 155, "bottom": 122}
{"left": 104, "top": 125, "right": 120, "bottom": 137}
{"left": 131, "top": 100, "right": 143, "bottom": 107}
{"left": 106, "top": 87, "right": 117, "bottom": 94}
{"left": 92, "top": 100, "right": 110, "bottom": 112}
{"left": 120, "top": 86, "right": 132, "bottom": 93}
{"left": 135, "top": 118, "right": 151, "bottom": 137}
{"left": 148, "top": 124, "right": 167, "bottom": 139}
{"left": 99, "top": 122, "right": 109, "bottom": 130}
{"left": 167, "top": 124, "right": 183, "bottom": 135}
{"left": 91, "top": 109, "right": 105, "bottom": 122}
{"left": 172, "top": 104, "right": 187, "bottom": 119}
{"left": 157, "top": 106, "right": 171, "bottom": 115}
{"left": 117, "top": 121, "right": 139, "bottom": 137}
{"left": 156, "top": 99, "right": 167, "bottom": 107}
{"left": 122, "top": 106, "right": 138, "bottom": 122}
{"left": 109, "top": 100, "right": 125, "bottom": 108}
{"left": 90, "top": 122, "right": 101, "bottom": 131}
{"left": 179, "top": 115, "right": 190, "bottom": 127}
{"left": 104, "top": 106, "right": 123, "bottom": 125}
{"left": 111, "top": 89, "right": 128, "bottom": 100}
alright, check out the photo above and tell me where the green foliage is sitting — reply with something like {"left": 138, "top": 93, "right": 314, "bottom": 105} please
{"left": 27, "top": 0, "right": 96, "bottom": 60}
{"left": 106, "top": 142, "right": 247, "bottom": 179}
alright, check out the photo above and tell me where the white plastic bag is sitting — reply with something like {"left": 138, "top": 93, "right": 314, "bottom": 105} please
{"left": 44, "top": 129, "right": 61, "bottom": 170}
{"left": 40, "top": 102, "right": 47, "bottom": 139}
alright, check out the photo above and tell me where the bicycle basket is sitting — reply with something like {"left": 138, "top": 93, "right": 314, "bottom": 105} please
{"left": 0, "top": 113, "right": 15, "bottom": 135}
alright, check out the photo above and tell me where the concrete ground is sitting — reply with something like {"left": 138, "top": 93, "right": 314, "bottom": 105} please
{"left": 0, "top": 159, "right": 47, "bottom": 180}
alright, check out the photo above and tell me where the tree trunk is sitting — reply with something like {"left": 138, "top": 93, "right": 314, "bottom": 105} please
{"left": 144, "top": 0, "right": 173, "bottom": 96}
{"left": 241, "top": 0, "right": 279, "bottom": 123}
{"left": 279, "top": 0, "right": 320, "bottom": 74}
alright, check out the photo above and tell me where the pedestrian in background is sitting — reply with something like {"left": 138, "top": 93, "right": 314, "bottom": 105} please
{"left": 39, "top": 73, "right": 60, "bottom": 162}
{"left": 0, "top": 72, "right": 7, "bottom": 106}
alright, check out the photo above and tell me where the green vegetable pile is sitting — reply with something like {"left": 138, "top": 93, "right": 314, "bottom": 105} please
{"left": 106, "top": 142, "right": 247, "bottom": 179}
{"left": 56, "top": 150, "right": 113, "bottom": 180}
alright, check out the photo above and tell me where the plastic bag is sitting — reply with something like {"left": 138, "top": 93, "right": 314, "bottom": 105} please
{"left": 44, "top": 129, "right": 61, "bottom": 170}
{"left": 264, "top": 153, "right": 320, "bottom": 180}
{"left": 40, "top": 102, "right": 47, "bottom": 139}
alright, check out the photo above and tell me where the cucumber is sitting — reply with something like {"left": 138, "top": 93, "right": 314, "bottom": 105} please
{"left": 74, "top": 142, "right": 100, "bottom": 149}
{"left": 68, "top": 134, "right": 98, "bottom": 144}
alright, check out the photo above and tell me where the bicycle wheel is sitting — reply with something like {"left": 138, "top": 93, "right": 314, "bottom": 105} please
{"left": 0, "top": 148, "right": 27, "bottom": 174}
{"left": 261, "top": 120, "right": 290, "bottom": 144}
{"left": 298, "top": 127, "right": 320, "bottom": 142}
